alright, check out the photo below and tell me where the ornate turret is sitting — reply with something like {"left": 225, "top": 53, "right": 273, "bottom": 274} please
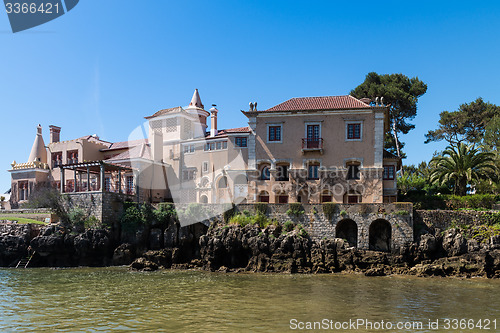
{"left": 184, "top": 89, "right": 210, "bottom": 138}
{"left": 28, "top": 124, "right": 47, "bottom": 164}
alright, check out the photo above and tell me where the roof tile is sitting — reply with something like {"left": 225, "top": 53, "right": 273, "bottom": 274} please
{"left": 265, "top": 95, "right": 371, "bottom": 112}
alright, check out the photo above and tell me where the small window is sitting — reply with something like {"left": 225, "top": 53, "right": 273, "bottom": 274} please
{"left": 105, "top": 178, "right": 111, "bottom": 192}
{"left": 203, "top": 162, "right": 209, "bottom": 173}
{"left": 276, "top": 165, "right": 289, "bottom": 181}
{"left": 308, "top": 163, "right": 319, "bottom": 180}
{"left": 222, "top": 141, "right": 228, "bottom": 149}
{"left": 269, "top": 126, "right": 282, "bottom": 142}
{"left": 184, "top": 145, "right": 189, "bottom": 153}
{"left": 347, "top": 164, "right": 360, "bottom": 180}
{"left": 216, "top": 142, "right": 222, "bottom": 150}
{"left": 347, "top": 123, "right": 361, "bottom": 140}
{"left": 235, "top": 137, "right": 247, "bottom": 147}
{"left": 126, "top": 176, "right": 134, "bottom": 194}
{"left": 183, "top": 170, "right": 196, "bottom": 181}
{"left": 52, "top": 152, "right": 63, "bottom": 167}
{"left": 210, "top": 143, "right": 215, "bottom": 151}
{"left": 384, "top": 165, "right": 395, "bottom": 180}
{"left": 261, "top": 166, "right": 271, "bottom": 180}
{"left": 204, "top": 143, "right": 209, "bottom": 151}
{"left": 67, "top": 150, "right": 78, "bottom": 165}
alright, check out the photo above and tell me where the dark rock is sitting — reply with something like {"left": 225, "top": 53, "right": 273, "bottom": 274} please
{"left": 130, "top": 257, "right": 158, "bottom": 271}
{"left": 365, "top": 267, "right": 386, "bottom": 276}
{"left": 112, "top": 243, "right": 135, "bottom": 266}
{"left": 149, "top": 228, "right": 163, "bottom": 250}
{"left": 442, "top": 228, "right": 467, "bottom": 257}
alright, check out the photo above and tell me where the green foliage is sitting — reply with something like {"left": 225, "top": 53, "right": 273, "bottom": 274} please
{"left": 228, "top": 212, "right": 271, "bottom": 228}
{"left": 400, "top": 193, "right": 498, "bottom": 210}
{"left": 481, "top": 212, "right": 500, "bottom": 226}
{"left": 283, "top": 220, "right": 295, "bottom": 232}
{"left": 0, "top": 196, "right": 5, "bottom": 202}
{"left": 296, "top": 224, "right": 308, "bottom": 238}
{"left": 68, "top": 207, "right": 87, "bottom": 228}
{"left": 425, "top": 97, "right": 500, "bottom": 145}
{"left": 84, "top": 216, "right": 101, "bottom": 229}
{"left": 323, "top": 203, "right": 337, "bottom": 220}
{"left": 340, "top": 210, "right": 347, "bottom": 217}
{"left": 394, "top": 210, "right": 409, "bottom": 216}
{"left": 242, "top": 210, "right": 251, "bottom": 217}
{"left": 255, "top": 203, "right": 268, "bottom": 215}
{"left": 178, "top": 203, "right": 208, "bottom": 223}
{"left": 121, "top": 205, "right": 143, "bottom": 232}
{"left": 430, "top": 143, "right": 497, "bottom": 196}
{"left": 223, "top": 203, "right": 237, "bottom": 223}
{"left": 23, "top": 184, "right": 70, "bottom": 224}
{"left": 286, "top": 203, "right": 304, "bottom": 217}
{"left": 154, "top": 203, "right": 177, "bottom": 227}
{"left": 351, "top": 72, "right": 428, "bottom": 157}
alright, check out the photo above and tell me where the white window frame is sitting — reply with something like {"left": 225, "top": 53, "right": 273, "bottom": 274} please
{"left": 345, "top": 121, "right": 363, "bottom": 142}
{"left": 203, "top": 161, "right": 209, "bottom": 173}
{"left": 267, "top": 123, "right": 283, "bottom": 143}
{"left": 304, "top": 121, "right": 322, "bottom": 139}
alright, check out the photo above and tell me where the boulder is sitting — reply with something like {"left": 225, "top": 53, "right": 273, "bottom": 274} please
{"left": 130, "top": 257, "right": 158, "bottom": 271}
{"left": 442, "top": 228, "right": 467, "bottom": 257}
{"left": 112, "top": 243, "right": 135, "bottom": 266}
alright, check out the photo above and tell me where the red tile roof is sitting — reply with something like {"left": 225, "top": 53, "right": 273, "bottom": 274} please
{"left": 105, "top": 143, "right": 151, "bottom": 161}
{"left": 145, "top": 106, "right": 183, "bottom": 119}
{"left": 105, "top": 139, "right": 149, "bottom": 151}
{"left": 265, "top": 95, "right": 371, "bottom": 112}
{"left": 206, "top": 126, "right": 251, "bottom": 138}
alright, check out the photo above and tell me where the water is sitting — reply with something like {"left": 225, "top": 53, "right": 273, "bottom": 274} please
{"left": 0, "top": 268, "right": 499, "bottom": 332}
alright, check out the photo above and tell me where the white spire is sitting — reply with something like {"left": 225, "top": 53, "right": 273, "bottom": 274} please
{"left": 28, "top": 124, "right": 47, "bottom": 164}
{"left": 188, "top": 89, "right": 204, "bottom": 109}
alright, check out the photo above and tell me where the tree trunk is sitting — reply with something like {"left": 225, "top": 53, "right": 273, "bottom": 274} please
{"left": 392, "top": 121, "right": 403, "bottom": 175}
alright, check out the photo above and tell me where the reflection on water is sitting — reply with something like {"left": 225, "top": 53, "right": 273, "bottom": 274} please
{"left": 0, "top": 268, "right": 499, "bottom": 332}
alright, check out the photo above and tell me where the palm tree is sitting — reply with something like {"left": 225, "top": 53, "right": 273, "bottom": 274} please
{"left": 430, "top": 143, "right": 497, "bottom": 196}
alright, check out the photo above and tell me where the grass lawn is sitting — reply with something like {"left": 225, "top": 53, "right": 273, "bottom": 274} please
{"left": 0, "top": 215, "right": 48, "bottom": 225}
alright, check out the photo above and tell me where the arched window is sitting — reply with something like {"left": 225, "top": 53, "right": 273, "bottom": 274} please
{"left": 199, "top": 195, "right": 208, "bottom": 203}
{"left": 260, "top": 165, "right": 271, "bottom": 180}
{"left": 218, "top": 176, "right": 228, "bottom": 189}
{"left": 336, "top": 219, "right": 358, "bottom": 247}
{"left": 320, "top": 189, "right": 333, "bottom": 203}
{"left": 276, "top": 163, "right": 289, "bottom": 181}
{"left": 258, "top": 191, "right": 269, "bottom": 203}
{"left": 369, "top": 219, "right": 392, "bottom": 252}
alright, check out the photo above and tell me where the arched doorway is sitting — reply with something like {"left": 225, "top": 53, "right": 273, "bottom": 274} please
{"left": 258, "top": 190, "right": 269, "bottom": 203}
{"left": 369, "top": 219, "right": 392, "bottom": 252}
{"left": 199, "top": 195, "right": 208, "bottom": 203}
{"left": 335, "top": 219, "right": 357, "bottom": 247}
{"left": 218, "top": 176, "right": 228, "bottom": 188}
{"left": 320, "top": 189, "right": 333, "bottom": 203}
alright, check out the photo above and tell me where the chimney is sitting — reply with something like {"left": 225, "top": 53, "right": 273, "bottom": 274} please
{"left": 49, "top": 125, "right": 61, "bottom": 143}
{"left": 151, "top": 130, "right": 163, "bottom": 162}
{"left": 210, "top": 105, "right": 218, "bottom": 137}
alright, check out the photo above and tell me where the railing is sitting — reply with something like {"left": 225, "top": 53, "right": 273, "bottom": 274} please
{"left": 62, "top": 183, "right": 135, "bottom": 196}
{"left": 302, "top": 138, "right": 323, "bottom": 150}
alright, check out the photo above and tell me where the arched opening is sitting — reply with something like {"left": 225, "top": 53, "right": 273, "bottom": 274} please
{"left": 369, "top": 219, "right": 392, "bottom": 252}
{"left": 335, "top": 219, "right": 358, "bottom": 247}
{"left": 199, "top": 195, "right": 208, "bottom": 203}
{"left": 217, "top": 176, "right": 228, "bottom": 189}
{"left": 259, "top": 164, "right": 271, "bottom": 180}
{"left": 297, "top": 188, "right": 309, "bottom": 203}
{"left": 258, "top": 190, "right": 269, "bottom": 203}
{"left": 274, "top": 190, "right": 289, "bottom": 204}
{"left": 346, "top": 161, "right": 361, "bottom": 180}
{"left": 234, "top": 174, "right": 248, "bottom": 185}
{"left": 276, "top": 163, "right": 290, "bottom": 181}
{"left": 320, "top": 189, "right": 333, "bottom": 203}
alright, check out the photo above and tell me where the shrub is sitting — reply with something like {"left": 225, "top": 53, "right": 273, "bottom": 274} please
{"left": 84, "top": 216, "right": 101, "bottom": 229}
{"left": 283, "top": 220, "right": 295, "bottom": 233}
{"left": 286, "top": 203, "right": 304, "bottom": 217}
{"left": 395, "top": 210, "right": 410, "bottom": 216}
{"left": 481, "top": 212, "right": 500, "bottom": 226}
{"left": 323, "top": 203, "right": 336, "bottom": 220}
{"left": 178, "top": 203, "right": 208, "bottom": 224}
{"left": 154, "top": 203, "right": 177, "bottom": 227}
{"left": 296, "top": 224, "right": 308, "bottom": 238}
{"left": 121, "top": 206, "right": 144, "bottom": 232}
{"left": 255, "top": 203, "right": 268, "bottom": 215}
{"left": 340, "top": 210, "right": 347, "bottom": 217}
{"left": 68, "top": 207, "right": 87, "bottom": 229}
{"left": 242, "top": 210, "right": 251, "bottom": 217}
{"left": 223, "top": 203, "right": 237, "bottom": 223}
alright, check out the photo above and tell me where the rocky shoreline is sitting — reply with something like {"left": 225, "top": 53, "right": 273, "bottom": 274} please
{"left": 1, "top": 221, "right": 499, "bottom": 278}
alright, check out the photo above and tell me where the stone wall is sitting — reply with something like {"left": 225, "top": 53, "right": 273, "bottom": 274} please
{"left": 173, "top": 202, "right": 414, "bottom": 251}
{"left": 415, "top": 209, "right": 499, "bottom": 231}
{"left": 63, "top": 192, "right": 133, "bottom": 225}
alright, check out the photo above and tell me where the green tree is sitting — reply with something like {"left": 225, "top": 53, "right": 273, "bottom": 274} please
{"left": 351, "top": 72, "right": 428, "bottom": 159}
{"left": 430, "top": 143, "right": 497, "bottom": 196}
{"left": 425, "top": 98, "right": 500, "bottom": 145}
{"left": 484, "top": 115, "right": 500, "bottom": 152}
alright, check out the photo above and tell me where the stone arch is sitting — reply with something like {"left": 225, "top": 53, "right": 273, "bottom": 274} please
{"left": 336, "top": 219, "right": 357, "bottom": 247}
{"left": 217, "top": 176, "right": 228, "bottom": 189}
{"left": 200, "top": 177, "right": 210, "bottom": 188}
{"left": 369, "top": 219, "right": 392, "bottom": 252}
{"left": 258, "top": 190, "right": 269, "bottom": 203}
{"left": 199, "top": 194, "right": 208, "bottom": 203}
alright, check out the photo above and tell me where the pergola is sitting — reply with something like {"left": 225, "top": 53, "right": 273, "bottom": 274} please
{"left": 59, "top": 161, "right": 136, "bottom": 195}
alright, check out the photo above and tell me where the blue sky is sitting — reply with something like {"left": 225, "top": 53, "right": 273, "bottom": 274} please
{"left": 1, "top": 1, "right": 500, "bottom": 193}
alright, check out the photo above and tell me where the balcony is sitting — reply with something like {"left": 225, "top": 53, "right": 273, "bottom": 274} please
{"left": 302, "top": 138, "right": 324, "bottom": 153}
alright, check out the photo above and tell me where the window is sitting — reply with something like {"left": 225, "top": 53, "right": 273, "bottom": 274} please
{"left": 203, "top": 161, "right": 209, "bottom": 173}
{"left": 276, "top": 164, "right": 289, "bottom": 181}
{"left": 67, "top": 150, "right": 78, "bottom": 164}
{"left": 126, "top": 176, "right": 134, "bottom": 194}
{"left": 105, "top": 178, "right": 111, "bottom": 192}
{"left": 261, "top": 165, "right": 271, "bottom": 180}
{"left": 278, "top": 195, "right": 289, "bottom": 204}
{"left": 384, "top": 165, "right": 395, "bottom": 180}
{"left": 184, "top": 145, "right": 195, "bottom": 154}
{"left": 268, "top": 125, "right": 282, "bottom": 142}
{"left": 347, "top": 123, "right": 361, "bottom": 140}
{"left": 347, "top": 164, "right": 360, "bottom": 180}
{"left": 18, "top": 181, "right": 28, "bottom": 201}
{"left": 308, "top": 163, "right": 319, "bottom": 180}
{"left": 205, "top": 141, "right": 227, "bottom": 151}
{"left": 235, "top": 137, "right": 247, "bottom": 147}
{"left": 183, "top": 170, "right": 196, "bottom": 181}
{"left": 52, "top": 152, "right": 63, "bottom": 167}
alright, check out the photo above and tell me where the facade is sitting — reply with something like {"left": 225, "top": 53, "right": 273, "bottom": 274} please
{"left": 8, "top": 90, "right": 399, "bottom": 208}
